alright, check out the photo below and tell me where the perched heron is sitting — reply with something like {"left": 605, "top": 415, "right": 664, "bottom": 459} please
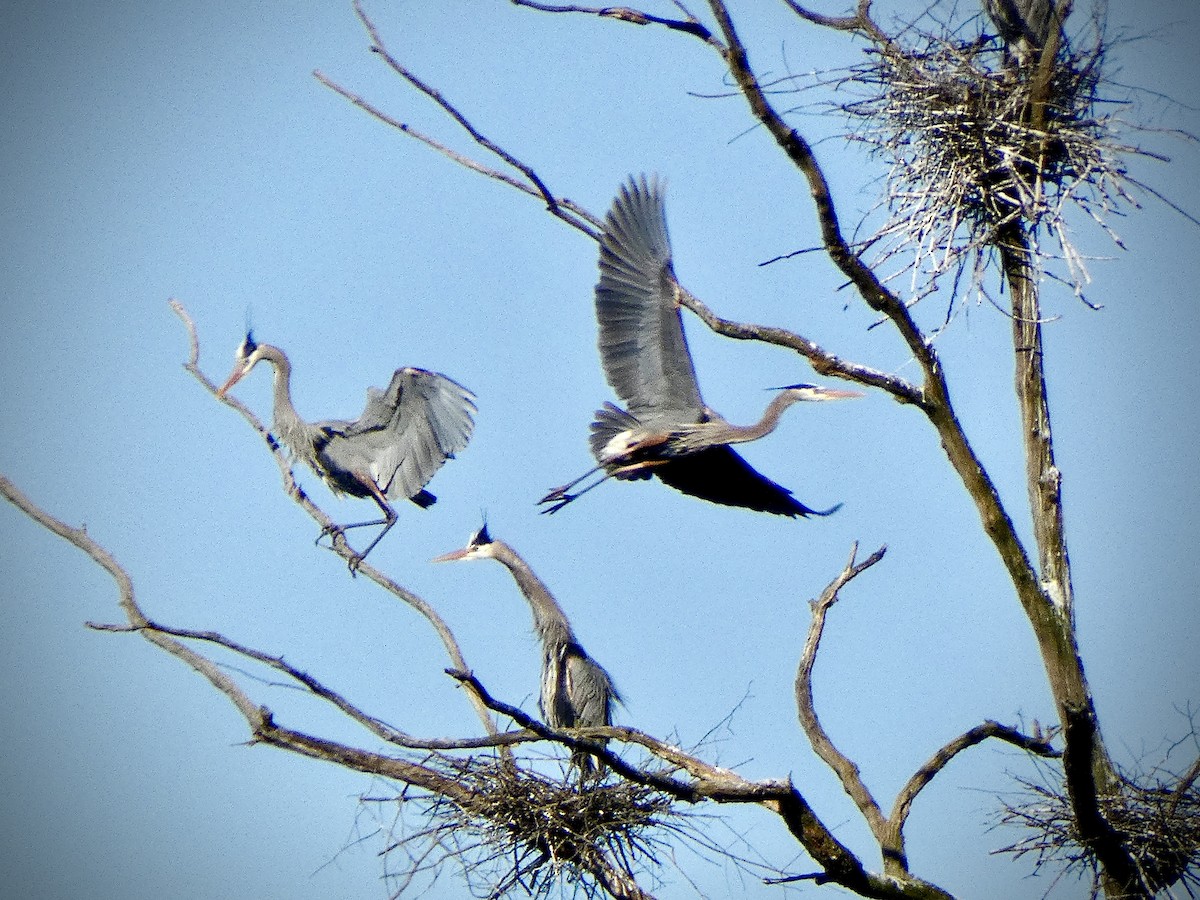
{"left": 434, "top": 524, "right": 620, "bottom": 778}
{"left": 984, "top": 0, "right": 1055, "bottom": 63}
{"left": 218, "top": 332, "right": 476, "bottom": 569}
{"left": 540, "top": 175, "right": 861, "bottom": 516}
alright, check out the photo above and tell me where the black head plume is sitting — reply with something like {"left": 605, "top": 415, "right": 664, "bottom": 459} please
{"left": 468, "top": 521, "right": 493, "bottom": 548}
{"left": 238, "top": 330, "right": 258, "bottom": 359}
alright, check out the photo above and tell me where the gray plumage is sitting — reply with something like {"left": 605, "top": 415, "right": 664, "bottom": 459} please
{"left": 219, "top": 333, "right": 476, "bottom": 567}
{"left": 434, "top": 525, "right": 620, "bottom": 778}
{"left": 984, "top": 0, "right": 1055, "bottom": 61}
{"left": 540, "top": 175, "right": 861, "bottom": 516}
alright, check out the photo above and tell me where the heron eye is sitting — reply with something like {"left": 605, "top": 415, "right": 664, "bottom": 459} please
{"left": 239, "top": 333, "right": 258, "bottom": 358}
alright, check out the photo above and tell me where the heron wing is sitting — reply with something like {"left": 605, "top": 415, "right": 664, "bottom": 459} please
{"left": 540, "top": 643, "right": 571, "bottom": 728}
{"left": 653, "top": 445, "right": 839, "bottom": 518}
{"left": 595, "top": 175, "right": 704, "bottom": 426}
{"left": 563, "top": 647, "right": 619, "bottom": 728}
{"left": 985, "top": 0, "right": 1052, "bottom": 46}
{"left": 338, "top": 367, "right": 477, "bottom": 500}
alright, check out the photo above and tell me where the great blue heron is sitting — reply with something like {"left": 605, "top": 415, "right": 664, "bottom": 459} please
{"left": 540, "top": 176, "right": 861, "bottom": 516}
{"left": 984, "top": 0, "right": 1055, "bottom": 62}
{"left": 433, "top": 524, "right": 620, "bottom": 778}
{"left": 218, "top": 332, "right": 476, "bottom": 569}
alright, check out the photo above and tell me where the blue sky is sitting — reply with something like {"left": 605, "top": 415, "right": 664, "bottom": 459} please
{"left": 1, "top": 2, "right": 1198, "bottom": 898}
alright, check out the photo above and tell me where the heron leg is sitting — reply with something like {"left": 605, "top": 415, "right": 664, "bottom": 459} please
{"left": 538, "top": 469, "right": 614, "bottom": 514}
{"left": 314, "top": 478, "right": 398, "bottom": 573}
{"left": 317, "top": 517, "right": 388, "bottom": 542}
{"left": 345, "top": 486, "right": 398, "bottom": 573}
{"left": 538, "top": 462, "right": 606, "bottom": 504}
{"left": 539, "top": 458, "right": 672, "bottom": 514}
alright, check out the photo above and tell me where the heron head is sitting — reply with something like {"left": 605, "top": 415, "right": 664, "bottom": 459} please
{"left": 217, "top": 331, "right": 265, "bottom": 397}
{"left": 772, "top": 383, "right": 864, "bottom": 402}
{"left": 431, "top": 522, "right": 496, "bottom": 563}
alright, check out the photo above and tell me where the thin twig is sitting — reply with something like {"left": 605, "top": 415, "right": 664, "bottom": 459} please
{"left": 510, "top": 0, "right": 722, "bottom": 48}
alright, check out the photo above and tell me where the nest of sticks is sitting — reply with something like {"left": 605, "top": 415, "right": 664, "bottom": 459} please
{"left": 379, "top": 755, "right": 677, "bottom": 898}
{"left": 834, "top": 19, "right": 1135, "bottom": 310}
{"left": 996, "top": 773, "right": 1200, "bottom": 895}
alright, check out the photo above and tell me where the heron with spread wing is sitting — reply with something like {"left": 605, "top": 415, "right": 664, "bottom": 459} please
{"left": 434, "top": 524, "right": 619, "bottom": 779}
{"left": 219, "top": 333, "right": 476, "bottom": 569}
{"left": 540, "top": 175, "right": 860, "bottom": 516}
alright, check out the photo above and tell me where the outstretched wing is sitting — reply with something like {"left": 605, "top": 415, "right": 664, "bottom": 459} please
{"left": 595, "top": 175, "right": 704, "bottom": 425}
{"left": 351, "top": 367, "right": 477, "bottom": 501}
{"left": 653, "top": 445, "right": 841, "bottom": 518}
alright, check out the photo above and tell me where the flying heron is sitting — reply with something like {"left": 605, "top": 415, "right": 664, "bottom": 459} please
{"left": 218, "top": 332, "right": 476, "bottom": 569}
{"left": 540, "top": 175, "right": 861, "bottom": 516}
{"left": 434, "top": 523, "right": 620, "bottom": 778}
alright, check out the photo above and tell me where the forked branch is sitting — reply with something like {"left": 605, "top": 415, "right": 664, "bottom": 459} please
{"left": 797, "top": 543, "right": 891, "bottom": 840}
{"left": 0, "top": 474, "right": 477, "bottom": 801}
{"left": 315, "top": 5, "right": 921, "bottom": 405}
{"left": 798, "top": 544, "right": 1059, "bottom": 877}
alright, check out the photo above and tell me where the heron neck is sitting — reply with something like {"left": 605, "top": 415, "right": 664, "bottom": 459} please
{"left": 727, "top": 390, "right": 800, "bottom": 443}
{"left": 491, "top": 541, "right": 575, "bottom": 646}
{"left": 260, "top": 346, "right": 311, "bottom": 453}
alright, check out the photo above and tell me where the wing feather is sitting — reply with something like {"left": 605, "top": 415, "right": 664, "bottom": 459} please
{"left": 563, "top": 649, "right": 619, "bottom": 729}
{"left": 595, "top": 176, "right": 704, "bottom": 425}
{"left": 357, "top": 367, "right": 477, "bottom": 500}
{"left": 654, "top": 445, "right": 841, "bottom": 518}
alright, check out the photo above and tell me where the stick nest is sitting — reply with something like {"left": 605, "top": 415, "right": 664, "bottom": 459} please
{"left": 996, "top": 774, "right": 1200, "bottom": 895}
{"left": 839, "top": 23, "right": 1134, "bottom": 310}
{"left": 380, "top": 755, "right": 678, "bottom": 898}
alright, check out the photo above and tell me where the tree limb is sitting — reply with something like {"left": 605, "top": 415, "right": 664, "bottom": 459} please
{"left": 510, "top": 0, "right": 722, "bottom": 48}
{"left": 0, "top": 473, "right": 479, "bottom": 801}
{"left": 677, "top": 287, "right": 926, "bottom": 406}
{"left": 890, "top": 720, "right": 1060, "bottom": 832}
{"left": 169, "top": 300, "right": 505, "bottom": 743}
{"left": 782, "top": 0, "right": 872, "bottom": 31}
{"left": 798, "top": 544, "right": 1060, "bottom": 878}
{"left": 449, "top": 668, "right": 954, "bottom": 898}
{"left": 796, "top": 543, "right": 890, "bottom": 838}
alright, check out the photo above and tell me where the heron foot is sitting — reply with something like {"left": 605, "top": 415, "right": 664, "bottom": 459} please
{"left": 538, "top": 485, "right": 569, "bottom": 504}
{"left": 316, "top": 523, "right": 345, "bottom": 547}
{"left": 537, "top": 493, "right": 574, "bottom": 515}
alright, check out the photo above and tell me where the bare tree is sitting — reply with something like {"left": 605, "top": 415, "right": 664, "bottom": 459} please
{"left": 3, "top": 2, "right": 1198, "bottom": 898}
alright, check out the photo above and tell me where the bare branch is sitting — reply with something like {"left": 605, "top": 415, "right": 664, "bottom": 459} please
{"left": 891, "top": 720, "right": 1060, "bottom": 832}
{"left": 116, "top": 618, "right": 525, "bottom": 751}
{"left": 796, "top": 544, "right": 890, "bottom": 839}
{"left": 677, "top": 287, "right": 926, "bottom": 406}
{"left": 313, "top": 71, "right": 606, "bottom": 235}
{"left": 1169, "top": 754, "right": 1200, "bottom": 816}
{"left": 782, "top": 0, "right": 871, "bottom": 31}
{"left": 1061, "top": 704, "right": 1147, "bottom": 893}
{"left": 510, "top": 0, "right": 722, "bottom": 48}
{"left": 169, "top": 301, "right": 504, "bottom": 743}
{"left": 341, "top": 0, "right": 602, "bottom": 238}
{"left": 449, "top": 668, "right": 703, "bottom": 801}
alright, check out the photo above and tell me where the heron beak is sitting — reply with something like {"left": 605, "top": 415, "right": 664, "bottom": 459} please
{"left": 216, "top": 367, "right": 246, "bottom": 399}
{"left": 431, "top": 547, "right": 471, "bottom": 563}
{"left": 812, "top": 387, "right": 865, "bottom": 401}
